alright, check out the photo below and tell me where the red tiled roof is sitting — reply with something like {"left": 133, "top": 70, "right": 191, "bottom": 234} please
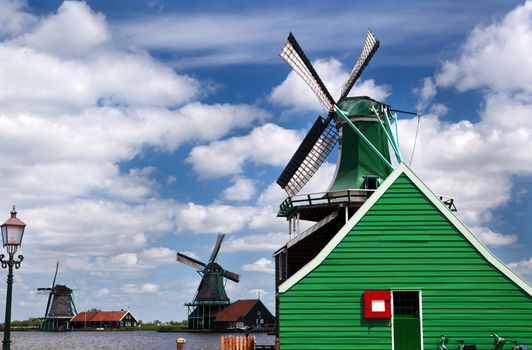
{"left": 71, "top": 311, "right": 98, "bottom": 323}
{"left": 214, "top": 299, "right": 258, "bottom": 322}
{"left": 71, "top": 311, "right": 128, "bottom": 323}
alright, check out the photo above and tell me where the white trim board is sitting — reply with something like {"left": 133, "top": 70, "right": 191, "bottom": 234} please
{"left": 279, "top": 162, "right": 532, "bottom": 296}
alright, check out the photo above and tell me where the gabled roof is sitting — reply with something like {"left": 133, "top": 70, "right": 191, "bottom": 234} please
{"left": 214, "top": 299, "right": 258, "bottom": 322}
{"left": 279, "top": 162, "right": 532, "bottom": 296}
{"left": 70, "top": 311, "right": 97, "bottom": 323}
{"left": 71, "top": 310, "right": 131, "bottom": 323}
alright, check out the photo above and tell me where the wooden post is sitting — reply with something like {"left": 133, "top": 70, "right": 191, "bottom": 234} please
{"left": 176, "top": 337, "right": 186, "bottom": 350}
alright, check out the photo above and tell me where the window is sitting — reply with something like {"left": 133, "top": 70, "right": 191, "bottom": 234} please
{"left": 393, "top": 291, "right": 419, "bottom": 317}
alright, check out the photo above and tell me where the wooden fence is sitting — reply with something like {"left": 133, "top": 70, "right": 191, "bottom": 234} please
{"left": 220, "top": 335, "right": 256, "bottom": 350}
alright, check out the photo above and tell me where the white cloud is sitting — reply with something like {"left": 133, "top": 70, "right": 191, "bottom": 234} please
{"left": 414, "top": 77, "right": 437, "bottom": 111}
{"left": 186, "top": 123, "right": 301, "bottom": 178}
{"left": 223, "top": 177, "right": 256, "bottom": 201}
{"left": 176, "top": 202, "right": 257, "bottom": 234}
{"left": 242, "top": 258, "right": 275, "bottom": 274}
{"left": 0, "top": 0, "right": 35, "bottom": 37}
{"left": 121, "top": 283, "right": 160, "bottom": 294}
{"left": 270, "top": 58, "right": 390, "bottom": 112}
{"left": 508, "top": 257, "right": 532, "bottom": 275}
{"left": 408, "top": 2, "right": 532, "bottom": 245}
{"left": 436, "top": 2, "right": 532, "bottom": 93}
{"left": 248, "top": 289, "right": 269, "bottom": 298}
{"left": 471, "top": 227, "right": 518, "bottom": 247}
{"left": 223, "top": 232, "right": 287, "bottom": 252}
{"left": 94, "top": 287, "right": 111, "bottom": 298}
{"left": 139, "top": 247, "right": 176, "bottom": 265}
{"left": 16, "top": 1, "right": 109, "bottom": 57}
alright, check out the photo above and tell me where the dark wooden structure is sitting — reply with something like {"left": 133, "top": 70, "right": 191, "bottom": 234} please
{"left": 213, "top": 299, "right": 275, "bottom": 331}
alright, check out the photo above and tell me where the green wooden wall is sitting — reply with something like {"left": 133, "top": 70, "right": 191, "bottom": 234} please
{"left": 279, "top": 174, "right": 532, "bottom": 350}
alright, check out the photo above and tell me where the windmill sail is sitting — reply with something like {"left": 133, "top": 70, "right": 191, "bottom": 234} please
{"left": 176, "top": 253, "right": 206, "bottom": 271}
{"left": 279, "top": 33, "right": 336, "bottom": 111}
{"left": 209, "top": 233, "right": 224, "bottom": 262}
{"left": 43, "top": 261, "right": 59, "bottom": 318}
{"left": 276, "top": 114, "right": 339, "bottom": 196}
{"left": 340, "top": 29, "right": 380, "bottom": 99}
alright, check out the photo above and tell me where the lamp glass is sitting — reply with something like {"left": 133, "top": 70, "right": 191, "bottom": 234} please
{"left": 1, "top": 224, "right": 24, "bottom": 247}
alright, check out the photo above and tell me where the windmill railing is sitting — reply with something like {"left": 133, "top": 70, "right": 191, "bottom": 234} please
{"left": 278, "top": 189, "right": 375, "bottom": 217}
{"left": 184, "top": 300, "right": 231, "bottom": 306}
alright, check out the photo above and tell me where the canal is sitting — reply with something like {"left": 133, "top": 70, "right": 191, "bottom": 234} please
{"left": 10, "top": 331, "right": 275, "bottom": 350}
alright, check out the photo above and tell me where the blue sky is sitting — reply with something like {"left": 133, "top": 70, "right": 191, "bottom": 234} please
{"left": 0, "top": 0, "right": 530, "bottom": 322}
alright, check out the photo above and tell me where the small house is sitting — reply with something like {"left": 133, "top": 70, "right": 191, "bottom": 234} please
{"left": 277, "top": 164, "right": 532, "bottom": 350}
{"left": 70, "top": 310, "right": 137, "bottom": 329}
{"left": 213, "top": 299, "right": 275, "bottom": 331}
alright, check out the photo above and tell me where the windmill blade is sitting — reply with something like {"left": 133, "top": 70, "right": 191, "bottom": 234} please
{"left": 176, "top": 253, "right": 206, "bottom": 271}
{"left": 222, "top": 269, "right": 240, "bottom": 283}
{"left": 209, "top": 233, "right": 225, "bottom": 262}
{"left": 51, "top": 261, "right": 59, "bottom": 288}
{"left": 279, "top": 32, "right": 335, "bottom": 111}
{"left": 44, "top": 261, "right": 59, "bottom": 318}
{"left": 277, "top": 114, "right": 339, "bottom": 196}
{"left": 340, "top": 29, "right": 380, "bottom": 99}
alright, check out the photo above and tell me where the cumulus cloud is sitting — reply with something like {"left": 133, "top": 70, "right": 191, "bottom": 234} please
{"left": 242, "top": 258, "right": 275, "bottom": 274}
{"left": 223, "top": 177, "right": 257, "bottom": 201}
{"left": 139, "top": 247, "right": 176, "bottom": 265}
{"left": 270, "top": 58, "right": 390, "bottom": 112}
{"left": 508, "top": 257, "right": 532, "bottom": 275}
{"left": 15, "top": 1, "right": 110, "bottom": 57}
{"left": 186, "top": 123, "right": 301, "bottom": 178}
{"left": 414, "top": 77, "right": 437, "bottom": 111}
{"left": 223, "top": 232, "right": 287, "bottom": 252}
{"left": 0, "top": 0, "right": 35, "bottom": 37}
{"left": 435, "top": 2, "right": 532, "bottom": 93}
{"left": 408, "top": 2, "right": 532, "bottom": 247}
{"left": 471, "top": 227, "right": 518, "bottom": 247}
{"left": 176, "top": 202, "right": 257, "bottom": 234}
{"left": 0, "top": 0, "right": 272, "bottom": 273}
{"left": 121, "top": 283, "right": 160, "bottom": 294}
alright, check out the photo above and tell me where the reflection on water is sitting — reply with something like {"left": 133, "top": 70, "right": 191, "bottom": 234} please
{"left": 11, "top": 331, "right": 275, "bottom": 350}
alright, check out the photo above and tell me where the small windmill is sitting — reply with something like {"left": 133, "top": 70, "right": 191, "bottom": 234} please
{"left": 38, "top": 262, "right": 77, "bottom": 331}
{"left": 177, "top": 234, "right": 240, "bottom": 329}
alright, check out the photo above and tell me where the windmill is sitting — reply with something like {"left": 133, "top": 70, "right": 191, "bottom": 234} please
{"left": 177, "top": 233, "right": 240, "bottom": 329}
{"left": 37, "top": 262, "right": 77, "bottom": 331}
{"left": 273, "top": 29, "right": 409, "bottom": 330}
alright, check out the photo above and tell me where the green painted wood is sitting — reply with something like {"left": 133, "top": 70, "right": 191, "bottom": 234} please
{"left": 279, "top": 174, "right": 532, "bottom": 350}
{"left": 394, "top": 316, "right": 421, "bottom": 350}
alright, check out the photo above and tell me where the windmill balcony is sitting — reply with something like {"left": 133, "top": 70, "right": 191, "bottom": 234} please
{"left": 278, "top": 188, "right": 375, "bottom": 221}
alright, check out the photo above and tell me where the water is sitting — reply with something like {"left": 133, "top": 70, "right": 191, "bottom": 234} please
{"left": 10, "top": 331, "right": 275, "bottom": 350}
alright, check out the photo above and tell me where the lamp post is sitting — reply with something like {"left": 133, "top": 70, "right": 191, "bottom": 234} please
{"left": 0, "top": 206, "right": 26, "bottom": 350}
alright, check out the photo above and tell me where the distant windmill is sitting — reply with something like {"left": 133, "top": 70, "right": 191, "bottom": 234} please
{"left": 37, "top": 262, "right": 77, "bottom": 331}
{"left": 177, "top": 233, "right": 240, "bottom": 329}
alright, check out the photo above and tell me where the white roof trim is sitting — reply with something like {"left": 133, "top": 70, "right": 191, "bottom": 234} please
{"left": 279, "top": 163, "right": 532, "bottom": 296}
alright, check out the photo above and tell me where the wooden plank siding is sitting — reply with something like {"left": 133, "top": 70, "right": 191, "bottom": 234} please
{"left": 279, "top": 174, "right": 532, "bottom": 350}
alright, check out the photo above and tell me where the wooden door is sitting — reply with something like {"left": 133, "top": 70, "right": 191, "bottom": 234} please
{"left": 393, "top": 291, "right": 421, "bottom": 350}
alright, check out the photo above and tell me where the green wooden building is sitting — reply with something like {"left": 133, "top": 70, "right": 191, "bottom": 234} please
{"left": 273, "top": 30, "right": 531, "bottom": 350}
{"left": 277, "top": 163, "right": 532, "bottom": 350}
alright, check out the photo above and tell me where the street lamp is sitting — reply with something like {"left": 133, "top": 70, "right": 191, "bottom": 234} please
{"left": 0, "top": 206, "right": 26, "bottom": 350}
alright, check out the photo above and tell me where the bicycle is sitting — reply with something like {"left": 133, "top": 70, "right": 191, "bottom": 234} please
{"left": 437, "top": 335, "right": 449, "bottom": 350}
{"left": 511, "top": 340, "right": 530, "bottom": 350}
{"left": 492, "top": 333, "right": 507, "bottom": 350}
{"left": 457, "top": 339, "right": 477, "bottom": 350}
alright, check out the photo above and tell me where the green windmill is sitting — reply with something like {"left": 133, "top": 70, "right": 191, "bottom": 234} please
{"left": 274, "top": 29, "right": 410, "bottom": 325}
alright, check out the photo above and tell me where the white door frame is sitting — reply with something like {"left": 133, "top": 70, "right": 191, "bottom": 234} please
{"left": 390, "top": 289, "right": 424, "bottom": 350}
